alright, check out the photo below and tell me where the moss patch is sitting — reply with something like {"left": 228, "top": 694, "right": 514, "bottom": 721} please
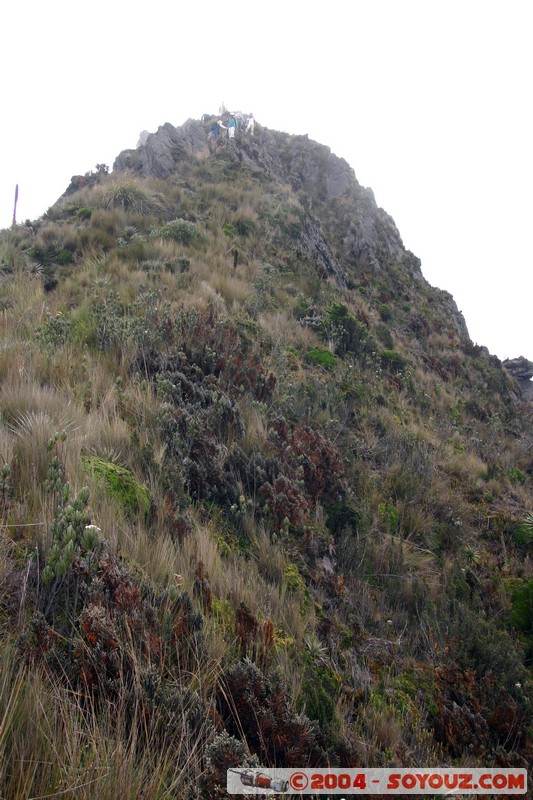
{"left": 82, "top": 456, "right": 150, "bottom": 517}
{"left": 298, "top": 659, "right": 341, "bottom": 730}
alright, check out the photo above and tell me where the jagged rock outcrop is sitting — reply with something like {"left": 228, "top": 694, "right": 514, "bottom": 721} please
{"left": 503, "top": 356, "right": 533, "bottom": 400}
{"left": 114, "top": 120, "right": 209, "bottom": 178}
{"left": 296, "top": 215, "right": 348, "bottom": 287}
{"left": 137, "top": 130, "right": 150, "bottom": 147}
{"left": 433, "top": 288, "right": 471, "bottom": 341}
{"left": 340, "top": 194, "right": 421, "bottom": 279}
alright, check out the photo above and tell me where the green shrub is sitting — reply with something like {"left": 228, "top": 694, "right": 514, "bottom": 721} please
{"left": 378, "top": 501, "right": 399, "bottom": 534}
{"left": 234, "top": 218, "right": 256, "bottom": 236}
{"left": 38, "top": 314, "right": 72, "bottom": 350}
{"left": 154, "top": 218, "right": 203, "bottom": 245}
{"left": 56, "top": 249, "right": 73, "bottom": 265}
{"left": 376, "top": 322, "right": 394, "bottom": 348}
{"left": 512, "top": 514, "right": 533, "bottom": 547}
{"left": 322, "top": 302, "right": 369, "bottom": 355}
{"left": 380, "top": 349, "right": 407, "bottom": 373}
{"left": 42, "top": 484, "right": 92, "bottom": 585}
{"left": 379, "top": 303, "right": 392, "bottom": 321}
{"left": 29, "top": 242, "right": 73, "bottom": 267}
{"left": 306, "top": 347, "right": 338, "bottom": 369}
{"left": 284, "top": 562, "right": 307, "bottom": 594}
{"left": 449, "top": 603, "right": 526, "bottom": 686}
{"left": 293, "top": 296, "right": 311, "bottom": 320}
{"left": 508, "top": 580, "right": 533, "bottom": 633}
{"left": 223, "top": 223, "right": 236, "bottom": 237}
{"left": 506, "top": 466, "right": 526, "bottom": 484}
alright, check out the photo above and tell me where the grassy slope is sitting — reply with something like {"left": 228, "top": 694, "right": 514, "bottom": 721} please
{"left": 0, "top": 131, "right": 532, "bottom": 798}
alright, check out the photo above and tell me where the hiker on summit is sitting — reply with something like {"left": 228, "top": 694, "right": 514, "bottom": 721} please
{"left": 245, "top": 114, "right": 255, "bottom": 136}
{"left": 208, "top": 120, "right": 226, "bottom": 153}
{"left": 227, "top": 114, "right": 238, "bottom": 140}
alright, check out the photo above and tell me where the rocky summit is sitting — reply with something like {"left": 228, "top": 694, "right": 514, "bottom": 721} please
{"left": 0, "top": 115, "right": 532, "bottom": 798}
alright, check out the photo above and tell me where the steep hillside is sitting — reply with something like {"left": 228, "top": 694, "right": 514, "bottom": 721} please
{"left": 0, "top": 116, "right": 532, "bottom": 798}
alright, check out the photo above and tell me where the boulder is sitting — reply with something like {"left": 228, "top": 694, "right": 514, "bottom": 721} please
{"left": 503, "top": 356, "right": 533, "bottom": 400}
{"left": 503, "top": 356, "right": 533, "bottom": 381}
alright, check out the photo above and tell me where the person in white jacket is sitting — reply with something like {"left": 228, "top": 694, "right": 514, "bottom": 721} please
{"left": 246, "top": 114, "right": 255, "bottom": 136}
{"left": 227, "top": 115, "right": 238, "bottom": 139}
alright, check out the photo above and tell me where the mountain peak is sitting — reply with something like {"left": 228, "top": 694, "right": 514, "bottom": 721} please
{"left": 1, "top": 109, "right": 532, "bottom": 792}
{"left": 110, "top": 116, "right": 437, "bottom": 297}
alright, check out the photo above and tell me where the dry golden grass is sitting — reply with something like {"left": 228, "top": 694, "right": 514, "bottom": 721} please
{"left": 0, "top": 274, "right": 45, "bottom": 340}
{"left": 0, "top": 361, "right": 164, "bottom": 551}
{"left": 83, "top": 411, "right": 132, "bottom": 464}
{"left": 0, "top": 639, "right": 207, "bottom": 800}
{"left": 210, "top": 269, "right": 253, "bottom": 309}
{"left": 0, "top": 233, "right": 30, "bottom": 273}
{"left": 111, "top": 509, "right": 314, "bottom": 662}
{"left": 237, "top": 397, "right": 269, "bottom": 455}
{"left": 181, "top": 279, "right": 227, "bottom": 315}
{"left": 31, "top": 219, "right": 80, "bottom": 251}
{"left": 257, "top": 310, "right": 321, "bottom": 351}
{"left": 248, "top": 520, "right": 286, "bottom": 586}
{"left": 0, "top": 376, "right": 82, "bottom": 429}
{"left": 445, "top": 443, "right": 487, "bottom": 483}
{"left": 143, "top": 236, "right": 184, "bottom": 262}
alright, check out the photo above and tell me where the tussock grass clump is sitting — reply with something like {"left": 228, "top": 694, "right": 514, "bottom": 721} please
{"left": 258, "top": 310, "right": 320, "bottom": 351}
{"left": 103, "top": 179, "right": 168, "bottom": 216}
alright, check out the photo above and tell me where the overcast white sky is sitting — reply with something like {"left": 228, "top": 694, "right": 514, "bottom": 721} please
{"left": 1, "top": 0, "right": 531, "bottom": 361}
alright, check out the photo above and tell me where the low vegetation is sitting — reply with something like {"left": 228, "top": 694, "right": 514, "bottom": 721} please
{"left": 0, "top": 130, "right": 531, "bottom": 797}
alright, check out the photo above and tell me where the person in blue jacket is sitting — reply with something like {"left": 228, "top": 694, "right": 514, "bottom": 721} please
{"left": 208, "top": 119, "right": 226, "bottom": 152}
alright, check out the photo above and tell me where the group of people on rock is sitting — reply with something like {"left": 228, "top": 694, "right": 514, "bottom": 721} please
{"left": 203, "top": 105, "right": 255, "bottom": 153}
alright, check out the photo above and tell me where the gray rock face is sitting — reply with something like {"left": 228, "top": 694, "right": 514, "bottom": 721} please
{"left": 114, "top": 120, "right": 209, "bottom": 179}
{"left": 341, "top": 192, "right": 415, "bottom": 277}
{"left": 503, "top": 357, "right": 533, "bottom": 400}
{"left": 237, "top": 128, "right": 422, "bottom": 285}
{"left": 137, "top": 130, "right": 150, "bottom": 147}
{"left": 504, "top": 356, "right": 533, "bottom": 381}
{"left": 278, "top": 134, "right": 355, "bottom": 200}
{"left": 297, "top": 215, "right": 348, "bottom": 288}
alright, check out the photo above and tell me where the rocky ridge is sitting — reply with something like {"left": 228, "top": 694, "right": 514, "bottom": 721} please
{"left": 112, "top": 118, "right": 473, "bottom": 337}
{"left": 60, "top": 115, "right": 529, "bottom": 399}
